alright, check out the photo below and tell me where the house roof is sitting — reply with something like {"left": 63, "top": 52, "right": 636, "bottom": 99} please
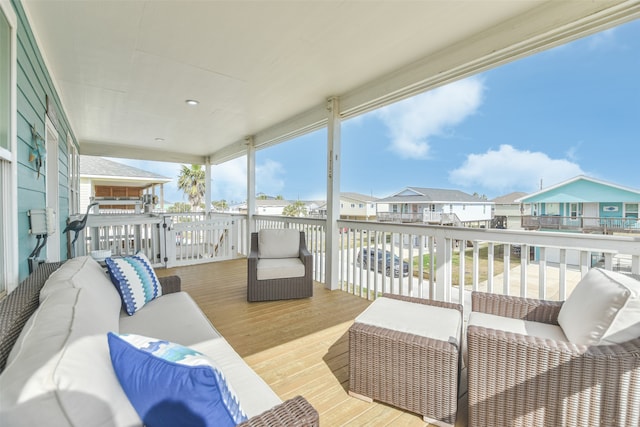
{"left": 80, "top": 156, "right": 171, "bottom": 183}
{"left": 22, "top": 2, "right": 639, "bottom": 165}
{"left": 491, "top": 192, "right": 528, "bottom": 204}
{"left": 340, "top": 192, "right": 377, "bottom": 203}
{"left": 377, "top": 187, "right": 489, "bottom": 204}
{"left": 517, "top": 175, "right": 640, "bottom": 203}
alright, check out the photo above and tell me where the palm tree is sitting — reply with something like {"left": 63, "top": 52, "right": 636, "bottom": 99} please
{"left": 212, "top": 199, "right": 228, "bottom": 212}
{"left": 177, "top": 164, "right": 206, "bottom": 211}
{"left": 283, "top": 200, "right": 308, "bottom": 217}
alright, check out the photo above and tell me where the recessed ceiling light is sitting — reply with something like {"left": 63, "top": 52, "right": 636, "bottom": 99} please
{"left": 155, "top": 137, "right": 165, "bottom": 142}
{"left": 185, "top": 99, "right": 199, "bottom": 106}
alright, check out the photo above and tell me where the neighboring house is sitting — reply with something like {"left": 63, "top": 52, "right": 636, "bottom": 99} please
{"left": 312, "top": 193, "right": 377, "bottom": 220}
{"left": 237, "top": 199, "right": 304, "bottom": 216}
{"left": 516, "top": 175, "right": 640, "bottom": 266}
{"left": 80, "top": 156, "right": 172, "bottom": 213}
{"left": 376, "top": 187, "right": 493, "bottom": 226}
{"left": 516, "top": 175, "right": 640, "bottom": 234}
{"left": 490, "top": 191, "right": 528, "bottom": 230}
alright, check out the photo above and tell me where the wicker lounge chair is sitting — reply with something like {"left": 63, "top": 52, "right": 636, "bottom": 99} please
{"left": 467, "top": 270, "right": 640, "bottom": 427}
{"left": 247, "top": 230, "right": 313, "bottom": 302}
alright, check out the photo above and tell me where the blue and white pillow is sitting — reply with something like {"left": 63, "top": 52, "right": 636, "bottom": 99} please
{"left": 107, "top": 333, "right": 248, "bottom": 427}
{"left": 105, "top": 253, "right": 162, "bottom": 315}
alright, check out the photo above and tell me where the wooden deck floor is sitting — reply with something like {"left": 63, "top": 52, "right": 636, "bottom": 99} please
{"left": 157, "top": 259, "right": 468, "bottom": 427}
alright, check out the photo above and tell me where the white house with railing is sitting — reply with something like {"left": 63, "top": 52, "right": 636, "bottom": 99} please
{"left": 376, "top": 187, "right": 493, "bottom": 226}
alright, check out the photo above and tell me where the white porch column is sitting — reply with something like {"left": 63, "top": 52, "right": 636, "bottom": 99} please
{"left": 160, "top": 184, "right": 165, "bottom": 211}
{"left": 325, "top": 97, "right": 341, "bottom": 290}
{"left": 246, "top": 137, "right": 256, "bottom": 249}
{"left": 205, "top": 159, "right": 212, "bottom": 215}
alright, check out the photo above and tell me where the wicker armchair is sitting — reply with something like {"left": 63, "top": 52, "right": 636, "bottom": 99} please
{"left": 467, "top": 291, "right": 640, "bottom": 427}
{"left": 247, "top": 230, "right": 313, "bottom": 302}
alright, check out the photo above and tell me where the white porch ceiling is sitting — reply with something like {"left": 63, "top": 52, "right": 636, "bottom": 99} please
{"left": 22, "top": 1, "right": 640, "bottom": 165}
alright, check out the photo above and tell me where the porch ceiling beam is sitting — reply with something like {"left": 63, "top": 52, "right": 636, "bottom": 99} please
{"left": 80, "top": 140, "right": 206, "bottom": 165}
{"left": 207, "top": 0, "right": 639, "bottom": 164}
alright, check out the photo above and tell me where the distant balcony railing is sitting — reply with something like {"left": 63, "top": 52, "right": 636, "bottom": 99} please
{"left": 522, "top": 215, "right": 640, "bottom": 233}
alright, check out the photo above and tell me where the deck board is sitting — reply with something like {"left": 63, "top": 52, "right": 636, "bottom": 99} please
{"left": 158, "top": 259, "right": 466, "bottom": 426}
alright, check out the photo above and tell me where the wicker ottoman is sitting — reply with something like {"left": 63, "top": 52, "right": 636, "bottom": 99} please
{"left": 348, "top": 294, "right": 463, "bottom": 427}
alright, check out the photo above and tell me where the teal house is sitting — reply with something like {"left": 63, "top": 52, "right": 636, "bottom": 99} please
{"left": 517, "top": 175, "right": 640, "bottom": 234}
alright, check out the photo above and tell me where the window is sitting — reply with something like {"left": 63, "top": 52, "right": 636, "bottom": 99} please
{"left": 570, "top": 202, "right": 582, "bottom": 219}
{"left": 0, "top": 2, "right": 17, "bottom": 295}
{"left": 545, "top": 203, "right": 560, "bottom": 215}
{"left": 350, "top": 203, "right": 355, "bottom": 208}
{"left": 358, "top": 203, "right": 363, "bottom": 208}
{"left": 392, "top": 204, "right": 398, "bottom": 213}
{"left": 68, "top": 135, "right": 79, "bottom": 214}
{"left": 625, "top": 203, "right": 638, "bottom": 219}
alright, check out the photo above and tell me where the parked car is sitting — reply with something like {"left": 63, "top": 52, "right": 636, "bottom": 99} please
{"left": 356, "top": 248, "right": 410, "bottom": 277}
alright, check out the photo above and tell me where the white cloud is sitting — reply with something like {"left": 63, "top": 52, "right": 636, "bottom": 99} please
{"left": 210, "top": 157, "right": 285, "bottom": 202}
{"left": 211, "top": 157, "right": 247, "bottom": 202}
{"left": 588, "top": 28, "right": 616, "bottom": 50}
{"left": 449, "top": 144, "right": 585, "bottom": 194}
{"left": 256, "top": 159, "right": 285, "bottom": 196}
{"left": 374, "top": 77, "right": 485, "bottom": 159}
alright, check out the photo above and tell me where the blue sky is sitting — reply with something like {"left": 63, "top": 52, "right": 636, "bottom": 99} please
{"left": 116, "top": 19, "right": 640, "bottom": 205}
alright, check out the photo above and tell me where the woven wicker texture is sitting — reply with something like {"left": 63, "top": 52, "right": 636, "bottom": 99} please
{"left": 349, "top": 295, "right": 462, "bottom": 425}
{"left": 468, "top": 291, "right": 640, "bottom": 427}
{"left": 247, "top": 232, "right": 313, "bottom": 302}
{"left": 237, "top": 395, "right": 319, "bottom": 426}
{"left": 0, "top": 262, "right": 64, "bottom": 372}
{"left": 158, "top": 275, "right": 181, "bottom": 294}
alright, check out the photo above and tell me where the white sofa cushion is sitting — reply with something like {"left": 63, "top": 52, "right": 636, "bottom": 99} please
{"left": 120, "top": 291, "right": 282, "bottom": 419}
{"left": 119, "top": 291, "right": 223, "bottom": 346}
{"left": 258, "top": 229, "right": 300, "bottom": 259}
{"left": 191, "top": 337, "right": 282, "bottom": 418}
{"left": 39, "top": 255, "right": 120, "bottom": 308}
{"left": 355, "top": 297, "right": 462, "bottom": 345}
{"left": 558, "top": 268, "right": 640, "bottom": 346}
{"left": 257, "top": 258, "right": 305, "bottom": 281}
{"left": 0, "top": 287, "right": 139, "bottom": 427}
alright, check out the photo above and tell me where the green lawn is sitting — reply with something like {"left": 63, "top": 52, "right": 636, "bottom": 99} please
{"left": 412, "top": 243, "right": 522, "bottom": 287}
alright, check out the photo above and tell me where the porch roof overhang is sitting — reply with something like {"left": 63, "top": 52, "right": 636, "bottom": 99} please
{"left": 22, "top": 1, "right": 640, "bottom": 165}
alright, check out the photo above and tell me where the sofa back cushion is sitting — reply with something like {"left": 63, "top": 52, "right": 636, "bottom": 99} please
{"left": 0, "top": 286, "right": 139, "bottom": 426}
{"left": 558, "top": 268, "right": 640, "bottom": 346}
{"left": 39, "top": 255, "right": 120, "bottom": 307}
{"left": 258, "top": 229, "right": 300, "bottom": 259}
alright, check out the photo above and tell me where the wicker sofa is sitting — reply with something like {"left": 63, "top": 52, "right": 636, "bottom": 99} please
{"left": 0, "top": 257, "right": 318, "bottom": 426}
{"left": 467, "top": 268, "right": 640, "bottom": 427}
{"left": 247, "top": 229, "right": 313, "bottom": 302}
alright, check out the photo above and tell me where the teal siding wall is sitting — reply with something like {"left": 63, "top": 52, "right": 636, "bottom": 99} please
{"left": 600, "top": 202, "right": 623, "bottom": 219}
{"left": 523, "top": 179, "right": 640, "bottom": 203}
{"left": 11, "top": 0, "right": 78, "bottom": 280}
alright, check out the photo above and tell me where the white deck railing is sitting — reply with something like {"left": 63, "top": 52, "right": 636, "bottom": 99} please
{"left": 72, "top": 213, "right": 640, "bottom": 309}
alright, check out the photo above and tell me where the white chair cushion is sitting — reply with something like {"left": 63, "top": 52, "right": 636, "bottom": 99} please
{"left": 558, "top": 268, "right": 640, "bottom": 346}
{"left": 355, "top": 297, "right": 462, "bottom": 346}
{"left": 464, "top": 311, "right": 568, "bottom": 367}
{"left": 257, "top": 258, "right": 305, "bottom": 281}
{"left": 258, "top": 229, "right": 300, "bottom": 259}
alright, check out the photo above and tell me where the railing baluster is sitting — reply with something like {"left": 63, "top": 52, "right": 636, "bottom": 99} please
{"left": 539, "top": 247, "right": 547, "bottom": 300}
{"left": 503, "top": 243, "right": 510, "bottom": 295}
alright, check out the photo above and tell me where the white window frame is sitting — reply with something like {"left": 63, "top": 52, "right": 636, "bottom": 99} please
{"left": 625, "top": 203, "right": 638, "bottom": 219}
{"left": 67, "top": 133, "right": 79, "bottom": 214}
{"left": 0, "top": 0, "right": 18, "bottom": 295}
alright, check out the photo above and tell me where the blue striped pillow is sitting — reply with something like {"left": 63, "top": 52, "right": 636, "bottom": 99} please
{"left": 105, "top": 253, "right": 162, "bottom": 315}
{"left": 107, "top": 333, "right": 248, "bottom": 427}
